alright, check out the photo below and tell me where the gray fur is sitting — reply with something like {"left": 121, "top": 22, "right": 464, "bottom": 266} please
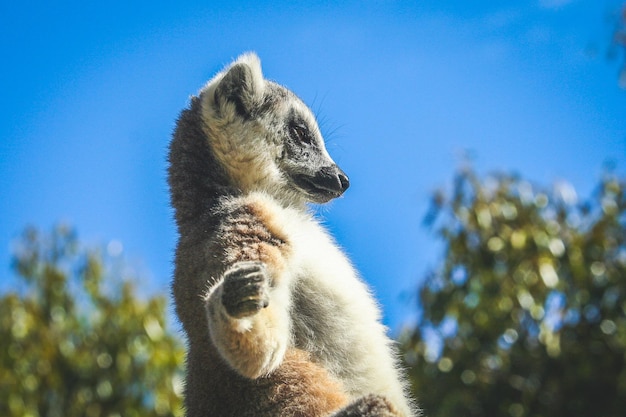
{"left": 168, "top": 53, "right": 418, "bottom": 417}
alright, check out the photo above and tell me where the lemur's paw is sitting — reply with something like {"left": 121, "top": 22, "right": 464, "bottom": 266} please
{"left": 221, "top": 261, "right": 270, "bottom": 318}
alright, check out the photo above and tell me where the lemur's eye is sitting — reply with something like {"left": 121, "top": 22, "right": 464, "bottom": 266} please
{"left": 289, "top": 123, "right": 312, "bottom": 145}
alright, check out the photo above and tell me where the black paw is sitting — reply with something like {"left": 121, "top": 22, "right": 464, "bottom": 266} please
{"left": 221, "top": 261, "right": 270, "bottom": 318}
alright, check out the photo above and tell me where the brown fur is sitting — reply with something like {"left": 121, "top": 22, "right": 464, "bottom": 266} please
{"left": 216, "top": 200, "right": 290, "bottom": 275}
{"left": 184, "top": 344, "right": 350, "bottom": 417}
{"left": 170, "top": 189, "right": 354, "bottom": 414}
{"left": 168, "top": 55, "right": 411, "bottom": 417}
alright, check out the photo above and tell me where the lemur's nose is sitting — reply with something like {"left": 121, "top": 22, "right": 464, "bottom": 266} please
{"left": 336, "top": 168, "right": 350, "bottom": 192}
{"left": 317, "top": 165, "right": 350, "bottom": 195}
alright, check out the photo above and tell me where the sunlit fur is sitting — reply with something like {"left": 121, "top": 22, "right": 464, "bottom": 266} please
{"left": 168, "top": 53, "right": 417, "bottom": 417}
{"left": 199, "top": 53, "right": 336, "bottom": 207}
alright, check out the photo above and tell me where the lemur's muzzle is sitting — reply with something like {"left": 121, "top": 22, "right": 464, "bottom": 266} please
{"left": 315, "top": 165, "right": 350, "bottom": 195}
{"left": 294, "top": 164, "right": 350, "bottom": 203}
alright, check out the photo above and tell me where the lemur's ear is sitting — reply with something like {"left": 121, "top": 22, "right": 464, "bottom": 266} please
{"left": 214, "top": 53, "right": 265, "bottom": 116}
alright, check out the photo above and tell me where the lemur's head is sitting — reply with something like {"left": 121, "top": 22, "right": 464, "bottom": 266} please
{"left": 198, "top": 53, "right": 349, "bottom": 206}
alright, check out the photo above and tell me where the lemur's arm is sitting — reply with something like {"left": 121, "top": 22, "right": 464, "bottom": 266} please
{"left": 204, "top": 198, "right": 294, "bottom": 379}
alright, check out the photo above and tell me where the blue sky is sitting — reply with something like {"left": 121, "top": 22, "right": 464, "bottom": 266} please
{"left": 1, "top": 0, "right": 625, "bottom": 331}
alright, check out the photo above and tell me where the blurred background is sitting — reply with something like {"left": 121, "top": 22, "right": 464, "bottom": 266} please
{"left": 1, "top": 1, "right": 625, "bottom": 416}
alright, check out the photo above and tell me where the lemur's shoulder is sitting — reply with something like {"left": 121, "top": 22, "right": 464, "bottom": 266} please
{"left": 210, "top": 191, "right": 332, "bottom": 271}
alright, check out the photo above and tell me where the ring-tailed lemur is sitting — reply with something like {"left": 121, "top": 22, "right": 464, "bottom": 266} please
{"left": 168, "top": 53, "right": 417, "bottom": 417}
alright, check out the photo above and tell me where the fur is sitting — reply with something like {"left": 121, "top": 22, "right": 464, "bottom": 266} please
{"left": 168, "top": 53, "right": 417, "bottom": 417}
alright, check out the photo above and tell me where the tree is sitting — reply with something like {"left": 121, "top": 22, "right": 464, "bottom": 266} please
{"left": 401, "top": 168, "right": 626, "bottom": 417}
{"left": 0, "top": 225, "right": 184, "bottom": 417}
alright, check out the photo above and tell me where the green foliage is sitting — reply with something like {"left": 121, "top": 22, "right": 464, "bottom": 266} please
{"left": 401, "top": 168, "right": 626, "bottom": 417}
{"left": 0, "top": 225, "right": 184, "bottom": 417}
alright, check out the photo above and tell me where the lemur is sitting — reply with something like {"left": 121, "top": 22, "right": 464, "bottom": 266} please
{"left": 168, "top": 53, "right": 417, "bottom": 417}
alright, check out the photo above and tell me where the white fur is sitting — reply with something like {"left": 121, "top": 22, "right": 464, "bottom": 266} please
{"left": 246, "top": 192, "right": 415, "bottom": 416}
{"left": 199, "top": 53, "right": 416, "bottom": 416}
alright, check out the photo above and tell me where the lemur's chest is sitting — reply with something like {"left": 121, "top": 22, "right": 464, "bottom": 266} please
{"left": 231, "top": 192, "right": 378, "bottom": 325}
